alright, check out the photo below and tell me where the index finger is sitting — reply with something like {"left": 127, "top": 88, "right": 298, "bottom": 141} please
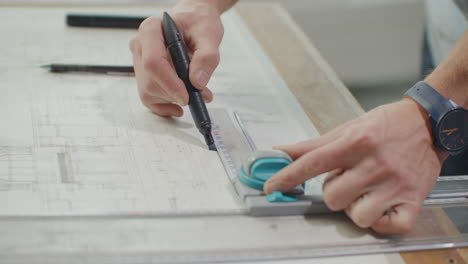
{"left": 263, "top": 136, "right": 355, "bottom": 194}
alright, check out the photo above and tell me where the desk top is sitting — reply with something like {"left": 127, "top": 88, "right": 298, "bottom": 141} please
{"left": 236, "top": 3, "right": 468, "bottom": 264}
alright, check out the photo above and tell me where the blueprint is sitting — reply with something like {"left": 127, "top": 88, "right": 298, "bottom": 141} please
{"left": 0, "top": 5, "right": 321, "bottom": 216}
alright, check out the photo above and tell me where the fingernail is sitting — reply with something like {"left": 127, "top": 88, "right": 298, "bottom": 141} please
{"left": 195, "top": 70, "right": 210, "bottom": 88}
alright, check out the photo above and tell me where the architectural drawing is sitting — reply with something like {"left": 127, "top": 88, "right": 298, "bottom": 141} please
{"left": 0, "top": 6, "right": 319, "bottom": 216}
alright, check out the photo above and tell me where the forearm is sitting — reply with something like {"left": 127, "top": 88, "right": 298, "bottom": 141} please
{"left": 425, "top": 30, "right": 468, "bottom": 108}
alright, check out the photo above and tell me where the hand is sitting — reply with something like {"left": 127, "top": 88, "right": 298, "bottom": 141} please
{"left": 264, "top": 99, "right": 447, "bottom": 234}
{"left": 130, "top": 0, "right": 224, "bottom": 116}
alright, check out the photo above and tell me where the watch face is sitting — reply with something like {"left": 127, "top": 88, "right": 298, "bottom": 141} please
{"left": 437, "top": 109, "right": 468, "bottom": 152}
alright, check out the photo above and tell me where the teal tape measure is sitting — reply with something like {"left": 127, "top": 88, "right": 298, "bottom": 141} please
{"left": 239, "top": 150, "right": 298, "bottom": 202}
{"left": 211, "top": 108, "right": 330, "bottom": 216}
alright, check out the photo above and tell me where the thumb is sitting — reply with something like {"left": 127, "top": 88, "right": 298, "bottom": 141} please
{"left": 189, "top": 39, "right": 221, "bottom": 90}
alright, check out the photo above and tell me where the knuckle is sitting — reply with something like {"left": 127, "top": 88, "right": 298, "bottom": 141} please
{"left": 347, "top": 121, "right": 382, "bottom": 152}
{"left": 374, "top": 155, "right": 396, "bottom": 175}
{"left": 297, "top": 161, "right": 316, "bottom": 177}
{"left": 374, "top": 157, "right": 405, "bottom": 191}
{"left": 346, "top": 202, "right": 375, "bottom": 229}
{"left": 201, "top": 50, "right": 220, "bottom": 69}
{"left": 297, "top": 153, "right": 323, "bottom": 174}
{"left": 143, "top": 56, "right": 159, "bottom": 72}
{"left": 172, "top": 12, "right": 187, "bottom": 23}
{"left": 350, "top": 213, "right": 372, "bottom": 229}
{"left": 206, "top": 21, "right": 224, "bottom": 40}
{"left": 138, "top": 16, "right": 161, "bottom": 32}
{"left": 390, "top": 215, "right": 415, "bottom": 234}
{"left": 352, "top": 132, "right": 379, "bottom": 151}
{"left": 323, "top": 188, "right": 344, "bottom": 211}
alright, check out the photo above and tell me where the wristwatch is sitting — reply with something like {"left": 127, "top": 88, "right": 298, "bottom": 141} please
{"left": 404, "top": 81, "right": 468, "bottom": 155}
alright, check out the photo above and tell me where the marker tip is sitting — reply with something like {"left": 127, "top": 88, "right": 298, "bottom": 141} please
{"left": 208, "top": 143, "right": 217, "bottom": 152}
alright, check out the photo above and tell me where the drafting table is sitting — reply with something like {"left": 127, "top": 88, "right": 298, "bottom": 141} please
{"left": 0, "top": 1, "right": 467, "bottom": 263}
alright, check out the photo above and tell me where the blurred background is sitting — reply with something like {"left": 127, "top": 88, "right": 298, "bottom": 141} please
{"left": 267, "top": 0, "right": 425, "bottom": 110}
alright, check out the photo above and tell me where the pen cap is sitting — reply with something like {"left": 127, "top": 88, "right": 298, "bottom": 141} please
{"left": 162, "top": 12, "right": 183, "bottom": 45}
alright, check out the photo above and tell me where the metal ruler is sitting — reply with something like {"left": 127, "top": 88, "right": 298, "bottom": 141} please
{"left": 427, "top": 175, "right": 468, "bottom": 205}
{"left": 211, "top": 109, "right": 252, "bottom": 182}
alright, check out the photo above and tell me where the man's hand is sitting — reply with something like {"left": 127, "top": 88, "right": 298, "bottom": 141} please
{"left": 130, "top": 0, "right": 227, "bottom": 116}
{"left": 264, "top": 99, "right": 446, "bottom": 234}
{"left": 265, "top": 31, "right": 468, "bottom": 235}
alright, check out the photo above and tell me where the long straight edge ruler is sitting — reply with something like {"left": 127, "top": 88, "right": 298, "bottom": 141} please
{"left": 426, "top": 175, "right": 468, "bottom": 205}
{"left": 3, "top": 234, "right": 468, "bottom": 264}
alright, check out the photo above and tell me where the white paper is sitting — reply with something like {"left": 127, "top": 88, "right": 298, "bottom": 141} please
{"left": 0, "top": 5, "right": 321, "bottom": 215}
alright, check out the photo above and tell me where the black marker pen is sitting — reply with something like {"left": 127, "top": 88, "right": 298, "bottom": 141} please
{"left": 66, "top": 14, "right": 146, "bottom": 29}
{"left": 162, "top": 12, "right": 216, "bottom": 151}
{"left": 41, "top": 64, "right": 134, "bottom": 75}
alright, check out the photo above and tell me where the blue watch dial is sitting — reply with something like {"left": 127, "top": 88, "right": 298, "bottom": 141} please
{"left": 405, "top": 82, "right": 468, "bottom": 154}
{"left": 437, "top": 109, "right": 468, "bottom": 152}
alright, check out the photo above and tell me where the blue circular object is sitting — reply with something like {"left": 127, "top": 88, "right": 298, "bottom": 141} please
{"left": 239, "top": 158, "right": 291, "bottom": 190}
